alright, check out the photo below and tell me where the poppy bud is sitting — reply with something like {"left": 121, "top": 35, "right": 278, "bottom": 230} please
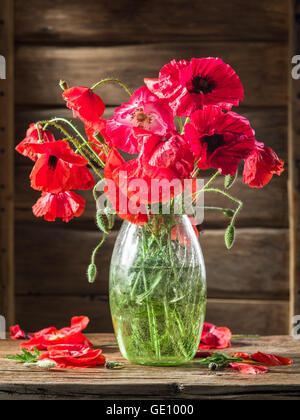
{"left": 225, "top": 225, "right": 235, "bottom": 250}
{"left": 37, "top": 359, "right": 57, "bottom": 370}
{"left": 96, "top": 210, "right": 111, "bottom": 235}
{"left": 88, "top": 263, "right": 97, "bottom": 284}
{"left": 209, "top": 363, "right": 221, "bottom": 371}
{"left": 104, "top": 207, "right": 115, "bottom": 230}
{"left": 225, "top": 173, "right": 238, "bottom": 190}
{"left": 59, "top": 80, "right": 69, "bottom": 91}
{"left": 223, "top": 209, "right": 235, "bottom": 218}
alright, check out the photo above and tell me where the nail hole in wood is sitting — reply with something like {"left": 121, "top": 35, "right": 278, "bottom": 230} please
{"left": 0, "top": 127, "right": 5, "bottom": 133}
{"left": 0, "top": 92, "right": 4, "bottom": 97}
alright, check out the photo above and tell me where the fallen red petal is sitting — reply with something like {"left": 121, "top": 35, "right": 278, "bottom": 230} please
{"left": 229, "top": 363, "right": 269, "bottom": 375}
{"left": 251, "top": 352, "right": 293, "bottom": 366}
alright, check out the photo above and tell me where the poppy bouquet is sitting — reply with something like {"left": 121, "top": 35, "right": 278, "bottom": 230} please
{"left": 16, "top": 58, "right": 285, "bottom": 366}
{"left": 16, "top": 57, "right": 284, "bottom": 281}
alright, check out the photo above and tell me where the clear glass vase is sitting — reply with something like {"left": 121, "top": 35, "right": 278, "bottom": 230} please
{"left": 109, "top": 215, "right": 207, "bottom": 366}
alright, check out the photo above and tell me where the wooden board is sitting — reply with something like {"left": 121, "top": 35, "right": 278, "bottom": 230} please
{"left": 14, "top": 0, "right": 289, "bottom": 44}
{"left": 14, "top": 165, "right": 288, "bottom": 228}
{"left": 15, "top": 225, "right": 289, "bottom": 301}
{"left": 289, "top": 1, "right": 300, "bottom": 325}
{"left": 15, "top": 43, "right": 288, "bottom": 107}
{"left": 14, "top": 297, "right": 288, "bottom": 336}
{"left": 0, "top": 335, "right": 298, "bottom": 400}
{"left": 14, "top": 106, "right": 288, "bottom": 163}
{"left": 0, "top": 0, "right": 15, "bottom": 325}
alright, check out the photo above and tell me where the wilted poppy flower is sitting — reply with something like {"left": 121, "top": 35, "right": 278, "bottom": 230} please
{"left": 251, "top": 352, "right": 293, "bottom": 366}
{"left": 33, "top": 191, "right": 86, "bottom": 223}
{"left": 62, "top": 86, "right": 105, "bottom": 130}
{"left": 104, "top": 148, "right": 149, "bottom": 225}
{"left": 39, "top": 344, "right": 106, "bottom": 369}
{"left": 243, "top": 142, "right": 284, "bottom": 188}
{"left": 229, "top": 363, "right": 269, "bottom": 375}
{"left": 199, "top": 322, "right": 232, "bottom": 350}
{"left": 185, "top": 106, "right": 255, "bottom": 176}
{"left": 16, "top": 124, "right": 55, "bottom": 161}
{"left": 106, "top": 87, "right": 175, "bottom": 154}
{"left": 145, "top": 58, "right": 244, "bottom": 117}
{"left": 26, "top": 140, "right": 95, "bottom": 193}
{"left": 10, "top": 325, "right": 29, "bottom": 340}
{"left": 21, "top": 316, "right": 93, "bottom": 351}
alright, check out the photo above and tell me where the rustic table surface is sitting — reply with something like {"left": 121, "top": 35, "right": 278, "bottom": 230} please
{"left": 0, "top": 334, "right": 299, "bottom": 400}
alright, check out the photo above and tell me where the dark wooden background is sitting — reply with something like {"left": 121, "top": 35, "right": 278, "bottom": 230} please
{"left": 10, "top": 0, "right": 290, "bottom": 334}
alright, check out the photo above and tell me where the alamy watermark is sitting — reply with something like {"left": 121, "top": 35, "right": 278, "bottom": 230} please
{"left": 96, "top": 177, "right": 205, "bottom": 225}
{"left": 0, "top": 316, "right": 6, "bottom": 340}
{"left": 0, "top": 55, "right": 6, "bottom": 80}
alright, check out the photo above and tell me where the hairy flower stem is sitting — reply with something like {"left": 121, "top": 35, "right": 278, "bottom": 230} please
{"left": 204, "top": 188, "right": 243, "bottom": 227}
{"left": 91, "top": 78, "right": 133, "bottom": 96}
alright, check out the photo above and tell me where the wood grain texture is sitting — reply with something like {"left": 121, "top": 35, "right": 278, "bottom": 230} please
{"left": 14, "top": 296, "right": 288, "bottom": 336}
{"left": 0, "top": 335, "right": 298, "bottom": 400}
{"left": 15, "top": 43, "right": 288, "bottom": 107}
{"left": 289, "top": 1, "right": 300, "bottom": 323}
{"left": 14, "top": 106, "right": 288, "bottom": 163}
{"left": 15, "top": 225, "right": 289, "bottom": 301}
{"left": 0, "top": 0, "right": 15, "bottom": 324}
{"left": 14, "top": 0, "right": 289, "bottom": 44}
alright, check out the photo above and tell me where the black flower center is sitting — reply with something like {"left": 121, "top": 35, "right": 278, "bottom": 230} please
{"left": 189, "top": 75, "right": 216, "bottom": 95}
{"left": 204, "top": 134, "right": 225, "bottom": 153}
{"left": 48, "top": 155, "right": 58, "bottom": 171}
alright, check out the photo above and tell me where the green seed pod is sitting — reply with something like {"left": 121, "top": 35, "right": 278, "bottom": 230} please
{"left": 96, "top": 210, "right": 111, "bottom": 234}
{"left": 225, "top": 173, "right": 238, "bottom": 190}
{"left": 104, "top": 207, "right": 115, "bottom": 230}
{"left": 88, "top": 263, "right": 97, "bottom": 284}
{"left": 223, "top": 209, "right": 235, "bottom": 218}
{"left": 37, "top": 359, "right": 57, "bottom": 370}
{"left": 225, "top": 225, "right": 235, "bottom": 250}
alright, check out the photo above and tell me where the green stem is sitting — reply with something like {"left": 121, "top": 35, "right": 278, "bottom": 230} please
{"left": 203, "top": 188, "right": 243, "bottom": 227}
{"left": 177, "top": 116, "right": 183, "bottom": 133}
{"left": 91, "top": 78, "right": 132, "bottom": 96}
{"left": 91, "top": 233, "right": 106, "bottom": 265}
{"left": 45, "top": 118, "right": 105, "bottom": 168}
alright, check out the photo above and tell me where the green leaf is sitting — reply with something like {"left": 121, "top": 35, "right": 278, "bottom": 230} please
{"left": 225, "top": 225, "right": 235, "bottom": 250}
{"left": 6, "top": 348, "right": 40, "bottom": 364}
{"left": 225, "top": 172, "right": 238, "bottom": 190}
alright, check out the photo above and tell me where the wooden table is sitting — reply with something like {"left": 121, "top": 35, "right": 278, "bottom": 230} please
{"left": 0, "top": 334, "right": 300, "bottom": 400}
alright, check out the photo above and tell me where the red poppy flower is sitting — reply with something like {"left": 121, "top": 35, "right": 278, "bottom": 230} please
{"left": 62, "top": 86, "right": 105, "bottom": 130}
{"left": 39, "top": 344, "right": 106, "bottom": 369}
{"left": 21, "top": 316, "right": 93, "bottom": 351}
{"left": 199, "top": 322, "right": 232, "bottom": 350}
{"left": 33, "top": 191, "right": 86, "bottom": 223}
{"left": 104, "top": 148, "right": 149, "bottom": 225}
{"left": 106, "top": 87, "right": 175, "bottom": 154}
{"left": 250, "top": 352, "right": 293, "bottom": 366}
{"left": 10, "top": 325, "right": 27, "bottom": 340}
{"left": 26, "top": 140, "right": 95, "bottom": 193}
{"left": 185, "top": 106, "right": 255, "bottom": 175}
{"left": 145, "top": 58, "right": 244, "bottom": 117}
{"left": 243, "top": 142, "right": 285, "bottom": 188}
{"left": 229, "top": 363, "right": 269, "bottom": 375}
{"left": 16, "top": 124, "right": 55, "bottom": 161}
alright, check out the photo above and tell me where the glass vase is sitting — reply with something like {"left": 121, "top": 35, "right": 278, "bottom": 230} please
{"left": 109, "top": 215, "right": 207, "bottom": 366}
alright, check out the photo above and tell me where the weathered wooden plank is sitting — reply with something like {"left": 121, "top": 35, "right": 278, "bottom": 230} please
{"left": 289, "top": 1, "right": 300, "bottom": 326}
{"left": 14, "top": 295, "right": 289, "bottom": 336}
{"left": 15, "top": 43, "right": 288, "bottom": 107}
{"left": 1, "top": 335, "right": 298, "bottom": 399}
{"left": 0, "top": 0, "right": 15, "bottom": 324}
{"left": 15, "top": 225, "right": 289, "bottom": 300}
{"left": 14, "top": 165, "right": 288, "bottom": 228}
{"left": 14, "top": 0, "right": 289, "bottom": 44}
{"left": 14, "top": 106, "right": 288, "bottom": 164}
